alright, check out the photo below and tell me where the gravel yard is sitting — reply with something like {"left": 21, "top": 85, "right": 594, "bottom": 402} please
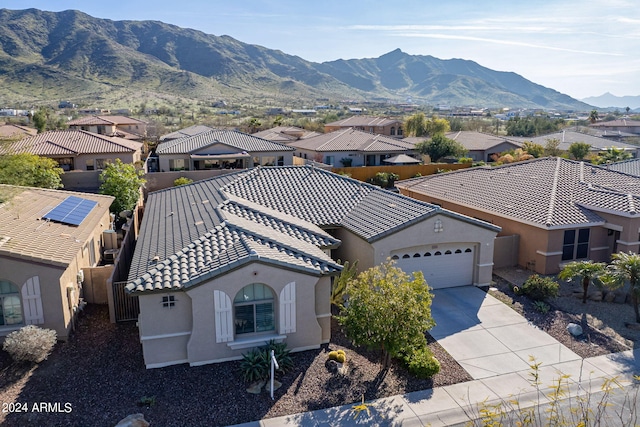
{"left": 0, "top": 304, "right": 470, "bottom": 427}
{"left": 1, "top": 268, "right": 638, "bottom": 426}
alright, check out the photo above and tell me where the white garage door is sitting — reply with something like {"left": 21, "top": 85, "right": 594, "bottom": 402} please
{"left": 392, "top": 244, "right": 475, "bottom": 289}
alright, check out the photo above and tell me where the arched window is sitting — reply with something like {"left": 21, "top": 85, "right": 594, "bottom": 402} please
{"left": 390, "top": 127, "right": 396, "bottom": 135}
{"left": 0, "top": 280, "right": 22, "bottom": 326}
{"left": 455, "top": 249, "right": 462, "bottom": 254}
{"left": 434, "top": 251, "right": 442, "bottom": 256}
{"left": 445, "top": 250, "right": 452, "bottom": 255}
{"left": 391, "top": 255, "right": 399, "bottom": 260}
{"left": 413, "top": 253, "right": 421, "bottom": 258}
{"left": 402, "top": 254, "right": 410, "bottom": 259}
{"left": 424, "top": 252, "right": 432, "bottom": 257}
{"left": 465, "top": 248, "right": 472, "bottom": 253}
{"left": 234, "top": 284, "right": 275, "bottom": 335}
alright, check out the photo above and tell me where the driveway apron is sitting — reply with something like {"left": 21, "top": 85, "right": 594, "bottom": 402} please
{"left": 430, "top": 286, "right": 581, "bottom": 379}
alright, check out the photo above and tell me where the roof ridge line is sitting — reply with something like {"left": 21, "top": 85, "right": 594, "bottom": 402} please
{"left": 545, "top": 157, "right": 562, "bottom": 226}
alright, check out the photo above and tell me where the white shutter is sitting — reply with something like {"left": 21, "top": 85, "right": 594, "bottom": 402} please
{"left": 279, "top": 282, "right": 296, "bottom": 334}
{"left": 214, "top": 290, "right": 233, "bottom": 343}
{"left": 22, "top": 276, "right": 44, "bottom": 324}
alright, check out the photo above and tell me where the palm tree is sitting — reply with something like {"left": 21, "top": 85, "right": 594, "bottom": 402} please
{"left": 558, "top": 260, "right": 606, "bottom": 303}
{"left": 602, "top": 252, "right": 640, "bottom": 323}
{"left": 589, "top": 109, "right": 599, "bottom": 124}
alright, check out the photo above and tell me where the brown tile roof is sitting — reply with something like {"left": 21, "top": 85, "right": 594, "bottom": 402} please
{"left": 0, "top": 124, "right": 37, "bottom": 138}
{"left": 5, "top": 130, "right": 142, "bottom": 156}
{"left": 67, "top": 115, "right": 147, "bottom": 126}
{"left": 591, "top": 119, "right": 640, "bottom": 128}
{"left": 252, "top": 126, "right": 320, "bottom": 143}
{"left": 446, "top": 131, "right": 522, "bottom": 151}
{"left": 396, "top": 157, "right": 640, "bottom": 229}
{"left": 0, "top": 186, "right": 113, "bottom": 267}
{"left": 289, "top": 128, "right": 415, "bottom": 152}
{"left": 325, "top": 116, "right": 402, "bottom": 127}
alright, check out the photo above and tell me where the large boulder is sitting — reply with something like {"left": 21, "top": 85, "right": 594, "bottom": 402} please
{"left": 567, "top": 323, "right": 583, "bottom": 337}
{"left": 115, "top": 414, "right": 149, "bottom": 427}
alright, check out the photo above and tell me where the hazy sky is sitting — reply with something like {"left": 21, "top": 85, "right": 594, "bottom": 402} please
{"left": 3, "top": 0, "right": 640, "bottom": 100}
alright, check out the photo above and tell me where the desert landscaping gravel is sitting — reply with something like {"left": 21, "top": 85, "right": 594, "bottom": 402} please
{"left": 1, "top": 268, "right": 638, "bottom": 426}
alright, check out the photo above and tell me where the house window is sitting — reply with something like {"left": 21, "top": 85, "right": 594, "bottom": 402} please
{"left": 398, "top": 128, "right": 403, "bottom": 136}
{"left": 261, "top": 156, "right": 276, "bottom": 166}
{"left": 95, "top": 158, "right": 111, "bottom": 170}
{"left": 277, "top": 156, "right": 284, "bottom": 166}
{"left": 86, "top": 159, "right": 95, "bottom": 171}
{"left": 169, "top": 159, "right": 187, "bottom": 171}
{"left": 234, "top": 284, "right": 275, "bottom": 335}
{"left": 162, "top": 295, "right": 176, "bottom": 308}
{"left": 390, "top": 127, "right": 396, "bottom": 135}
{"left": 562, "top": 228, "right": 590, "bottom": 261}
{"left": 325, "top": 156, "right": 334, "bottom": 166}
{"left": 56, "top": 157, "right": 74, "bottom": 171}
{"left": 0, "top": 280, "right": 22, "bottom": 326}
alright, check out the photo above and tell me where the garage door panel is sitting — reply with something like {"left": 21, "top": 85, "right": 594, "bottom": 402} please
{"left": 393, "top": 245, "right": 474, "bottom": 289}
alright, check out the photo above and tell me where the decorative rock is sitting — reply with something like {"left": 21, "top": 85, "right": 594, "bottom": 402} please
{"left": 614, "top": 291, "right": 628, "bottom": 304}
{"left": 115, "top": 414, "right": 149, "bottom": 427}
{"left": 246, "top": 380, "right": 265, "bottom": 394}
{"left": 588, "top": 291, "right": 603, "bottom": 302}
{"left": 325, "top": 359, "right": 339, "bottom": 373}
{"left": 567, "top": 323, "right": 583, "bottom": 337}
{"left": 625, "top": 322, "right": 640, "bottom": 331}
{"left": 264, "top": 380, "right": 282, "bottom": 391}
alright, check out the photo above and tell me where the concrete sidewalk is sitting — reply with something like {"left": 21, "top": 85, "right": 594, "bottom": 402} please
{"left": 232, "top": 350, "right": 640, "bottom": 426}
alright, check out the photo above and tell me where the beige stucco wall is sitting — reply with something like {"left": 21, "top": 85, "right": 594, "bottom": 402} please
{"left": 137, "top": 263, "right": 328, "bottom": 368}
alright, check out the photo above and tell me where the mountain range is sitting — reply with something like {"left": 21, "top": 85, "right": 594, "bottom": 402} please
{"left": 580, "top": 93, "right": 640, "bottom": 111}
{"left": 0, "top": 8, "right": 593, "bottom": 110}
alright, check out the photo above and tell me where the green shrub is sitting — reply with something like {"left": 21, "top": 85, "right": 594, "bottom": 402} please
{"left": 240, "top": 340, "right": 293, "bottom": 383}
{"left": 2, "top": 325, "right": 57, "bottom": 363}
{"left": 405, "top": 347, "right": 440, "bottom": 378}
{"left": 173, "top": 177, "right": 193, "bottom": 186}
{"left": 532, "top": 300, "right": 551, "bottom": 314}
{"left": 520, "top": 274, "right": 559, "bottom": 301}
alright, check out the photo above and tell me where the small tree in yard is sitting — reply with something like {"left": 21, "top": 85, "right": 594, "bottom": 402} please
{"left": 337, "top": 260, "right": 435, "bottom": 370}
{"left": 602, "top": 251, "right": 640, "bottom": 323}
{"left": 558, "top": 260, "right": 606, "bottom": 304}
{"left": 99, "top": 159, "right": 146, "bottom": 215}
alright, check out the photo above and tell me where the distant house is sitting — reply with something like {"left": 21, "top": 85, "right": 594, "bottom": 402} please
{"left": 0, "top": 186, "right": 114, "bottom": 340}
{"left": 252, "top": 126, "right": 320, "bottom": 144}
{"left": 397, "top": 157, "right": 640, "bottom": 275}
{"left": 159, "top": 125, "right": 215, "bottom": 142}
{"left": 67, "top": 115, "right": 148, "bottom": 140}
{"left": 5, "top": 130, "right": 143, "bottom": 171}
{"left": 289, "top": 127, "right": 418, "bottom": 166}
{"left": 153, "top": 129, "right": 294, "bottom": 172}
{"left": 508, "top": 129, "right": 640, "bottom": 158}
{"left": 444, "top": 131, "right": 522, "bottom": 162}
{"left": 590, "top": 119, "right": 640, "bottom": 135}
{"left": 324, "top": 116, "right": 403, "bottom": 138}
{"left": 126, "top": 166, "right": 499, "bottom": 368}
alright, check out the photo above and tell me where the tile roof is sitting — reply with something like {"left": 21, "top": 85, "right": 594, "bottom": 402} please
{"left": 0, "top": 124, "right": 37, "bottom": 138}
{"left": 252, "top": 126, "right": 321, "bottom": 143}
{"left": 607, "top": 159, "right": 640, "bottom": 176}
{"left": 508, "top": 130, "right": 639, "bottom": 151}
{"left": 446, "top": 131, "right": 522, "bottom": 151}
{"left": 127, "top": 166, "right": 498, "bottom": 293}
{"left": 155, "top": 129, "right": 294, "bottom": 154}
{"left": 4, "top": 130, "right": 142, "bottom": 156}
{"left": 67, "top": 115, "right": 147, "bottom": 126}
{"left": 396, "top": 157, "right": 640, "bottom": 229}
{"left": 289, "top": 128, "right": 416, "bottom": 152}
{"left": 159, "top": 125, "right": 215, "bottom": 141}
{"left": 325, "top": 116, "right": 402, "bottom": 127}
{"left": 0, "top": 186, "right": 113, "bottom": 267}
{"left": 591, "top": 119, "right": 640, "bottom": 128}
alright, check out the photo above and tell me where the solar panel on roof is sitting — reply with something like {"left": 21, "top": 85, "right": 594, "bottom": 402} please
{"left": 43, "top": 196, "right": 98, "bottom": 226}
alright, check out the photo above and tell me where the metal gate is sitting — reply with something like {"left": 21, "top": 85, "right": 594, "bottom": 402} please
{"left": 113, "top": 281, "right": 140, "bottom": 322}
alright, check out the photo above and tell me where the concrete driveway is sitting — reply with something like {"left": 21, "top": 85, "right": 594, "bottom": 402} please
{"left": 430, "top": 286, "right": 581, "bottom": 379}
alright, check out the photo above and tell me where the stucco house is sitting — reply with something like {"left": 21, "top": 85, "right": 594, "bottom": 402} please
{"left": 324, "top": 116, "right": 404, "bottom": 138}
{"left": 0, "top": 186, "right": 114, "bottom": 340}
{"left": 126, "top": 166, "right": 499, "bottom": 368}
{"left": 67, "top": 115, "right": 148, "bottom": 140}
{"left": 4, "top": 130, "right": 144, "bottom": 172}
{"left": 444, "top": 131, "right": 523, "bottom": 162}
{"left": 151, "top": 129, "right": 294, "bottom": 172}
{"left": 289, "top": 127, "right": 418, "bottom": 167}
{"left": 252, "top": 126, "right": 321, "bottom": 143}
{"left": 590, "top": 119, "right": 640, "bottom": 135}
{"left": 397, "top": 157, "right": 640, "bottom": 275}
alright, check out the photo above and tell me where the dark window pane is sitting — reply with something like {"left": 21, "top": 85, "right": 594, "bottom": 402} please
{"left": 576, "top": 243, "right": 589, "bottom": 259}
{"left": 578, "top": 228, "right": 590, "bottom": 243}
{"left": 235, "top": 305, "right": 255, "bottom": 334}
{"left": 563, "top": 230, "right": 576, "bottom": 245}
{"left": 255, "top": 303, "right": 274, "bottom": 332}
{"left": 562, "top": 245, "right": 574, "bottom": 261}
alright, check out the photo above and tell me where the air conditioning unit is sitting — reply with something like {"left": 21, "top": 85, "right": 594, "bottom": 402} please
{"left": 104, "top": 249, "right": 119, "bottom": 264}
